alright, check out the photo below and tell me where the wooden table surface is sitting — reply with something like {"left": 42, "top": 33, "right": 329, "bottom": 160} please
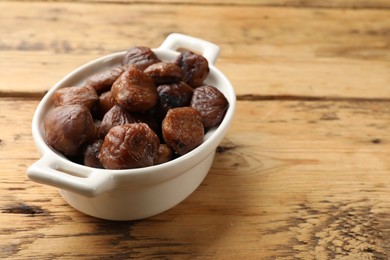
{"left": 1, "top": 0, "right": 390, "bottom": 259}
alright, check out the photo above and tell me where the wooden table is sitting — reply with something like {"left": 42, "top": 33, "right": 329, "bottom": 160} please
{"left": 1, "top": 0, "right": 390, "bottom": 258}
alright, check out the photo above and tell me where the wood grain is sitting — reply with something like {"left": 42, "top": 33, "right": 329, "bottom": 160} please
{"left": 0, "top": 2, "right": 389, "bottom": 99}
{"left": 1, "top": 98, "right": 390, "bottom": 259}
{"left": 24, "top": 0, "right": 390, "bottom": 9}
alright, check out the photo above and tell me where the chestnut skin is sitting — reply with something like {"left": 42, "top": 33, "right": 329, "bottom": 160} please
{"left": 44, "top": 104, "right": 96, "bottom": 157}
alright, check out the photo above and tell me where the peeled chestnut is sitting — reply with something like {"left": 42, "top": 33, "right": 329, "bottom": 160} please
{"left": 98, "top": 105, "right": 131, "bottom": 138}
{"left": 111, "top": 66, "right": 158, "bottom": 112}
{"left": 96, "top": 91, "right": 116, "bottom": 119}
{"left": 157, "top": 82, "right": 193, "bottom": 117}
{"left": 191, "top": 86, "right": 228, "bottom": 129}
{"left": 53, "top": 85, "right": 98, "bottom": 111}
{"left": 162, "top": 107, "right": 204, "bottom": 155}
{"left": 44, "top": 105, "right": 96, "bottom": 156}
{"left": 174, "top": 50, "right": 209, "bottom": 88}
{"left": 144, "top": 62, "right": 182, "bottom": 85}
{"left": 153, "top": 144, "right": 173, "bottom": 165}
{"left": 83, "top": 139, "right": 104, "bottom": 168}
{"left": 121, "top": 47, "right": 160, "bottom": 71}
{"left": 84, "top": 66, "right": 125, "bottom": 94}
{"left": 99, "top": 123, "right": 160, "bottom": 169}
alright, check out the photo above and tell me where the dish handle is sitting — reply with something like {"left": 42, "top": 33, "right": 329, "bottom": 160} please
{"left": 159, "top": 33, "right": 220, "bottom": 65}
{"left": 27, "top": 155, "right": 115, "bottom": 198}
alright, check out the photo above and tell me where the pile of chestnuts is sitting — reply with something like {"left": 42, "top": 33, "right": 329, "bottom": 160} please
{"left": 44, "top": 46, "right": 229, "bottom": 170}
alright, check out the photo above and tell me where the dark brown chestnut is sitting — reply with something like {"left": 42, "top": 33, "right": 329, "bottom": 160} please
{"left": 99, "top": 123, "right": 160, "bottom": 169}
{"left": 44, "top": 104, "right": 96, "bottom": 156}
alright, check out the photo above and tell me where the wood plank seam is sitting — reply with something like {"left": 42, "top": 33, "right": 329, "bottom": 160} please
{"left": 237, "top": 94, "right": 390, "bottom": 102}
{"left": 2, "top": 93, "right": 390, "bottom": 102}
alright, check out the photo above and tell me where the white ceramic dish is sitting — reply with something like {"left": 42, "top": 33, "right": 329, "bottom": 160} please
{"left": 27, "top": 33, "right": 236, "bottom": 221}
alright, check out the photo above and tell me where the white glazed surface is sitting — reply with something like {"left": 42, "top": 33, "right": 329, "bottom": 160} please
{"left": 27, "top": 33, "right": 236, "bottom": 220}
